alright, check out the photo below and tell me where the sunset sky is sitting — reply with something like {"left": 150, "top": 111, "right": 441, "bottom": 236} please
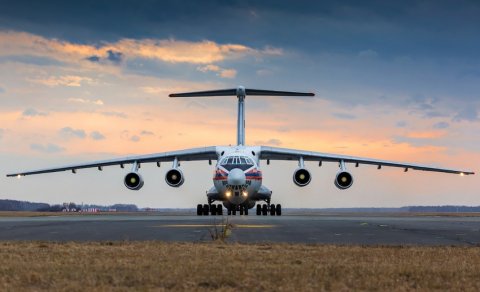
{"left": 0, "top": 0, "right": 478, "bottom": 208}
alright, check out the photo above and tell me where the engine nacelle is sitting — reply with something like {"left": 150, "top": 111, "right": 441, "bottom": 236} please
{"left": 165, "top": 168, "right": 184, "bottom": 187}
{"left": 335, "top": 171, "right": 354, "bottom": 190}
{"left": 293, "top": 168, "right": 312, "bottom": 187}
{"left": 124, "top": 172, "right": 144, "bottom": 190}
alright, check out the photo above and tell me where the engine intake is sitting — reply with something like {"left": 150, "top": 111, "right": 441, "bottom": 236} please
{"left": 335, "top": 171, "right": 353, "bottom": 189}
{"left": 124, "top": 172, "right": 144, "bottom": 190}
{"left": 293, "top": 168, "right": 311, "bottom": 187}
{"left": 165, "top": 168, "right": 184, "bottom": 187}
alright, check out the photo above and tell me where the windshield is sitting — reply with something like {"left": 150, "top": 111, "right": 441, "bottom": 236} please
{"left": 220, "top": 156, "right": 254, "bottom": 171}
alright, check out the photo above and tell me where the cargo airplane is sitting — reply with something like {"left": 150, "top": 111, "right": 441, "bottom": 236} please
{"left": 7, "top": 86, "right": 475, "bottom": 216}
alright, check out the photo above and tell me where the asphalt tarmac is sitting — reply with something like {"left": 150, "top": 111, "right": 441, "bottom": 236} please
{"left": 1, "top": 213, "right": 480, "bottom": 245}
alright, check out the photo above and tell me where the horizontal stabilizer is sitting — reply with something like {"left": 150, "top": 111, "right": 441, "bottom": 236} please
{"left": 169, "top": 87, "right": 315, "bottom": 97}
{"left": 169, "top": 89, "right": 237, "bottom": 97}
{"left": 245, "top": 89, "right": 314, "bottom": 96}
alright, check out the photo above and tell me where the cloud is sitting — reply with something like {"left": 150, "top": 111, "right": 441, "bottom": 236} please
{"left": 0, "top": 128, "right": 3, "bottom": 139}
{"left": 101, "top": 111, "right": 128, "bottom": 118}
{"left": 130, "top": 135, "right": 140, "bottom": 142}
{"left": 22, "top": 108, "right": 48, "bottom": 117}
{"left": 68, "top": 98, "right": 104, "bottom": 105}
{"left": 86, "top": 55, "right": 100, "bottom": 62}
{"left": 433, "top": 121, "right": 449, "bottom": 129}
{"left": 358, "top": 49, "right": 378, "bottom": 58}
{"left": 453, "top": 107, "right": 479, "bottom": 122}
{"left": 255, "top": 138, "right": 282, "bottom": 146}
{"left": 140, "top": 130, "right": 154, "bottom": 136}
{"left": 197, "top": 64, "right": 237, "bottom": 78}
{"left": 90, "top": 131, "right": 105, "bottom": 140}
{"left": 332, "top": 113, "right": 357, "bottom": 120}
{"left": 396, "top": 121, "right": 407, "bottom": 128}
{"left": 29, "top": 75, "right": 94, "bottom": 87}
{"left": 106, "top": 50, "right": 123, "bottom": 64}
{"left": 0, "top": 86, "right": 4, "bottom": 93}
{"left": 59, "top": 127, "right": 86, "bottom": 139}
{"left": 30, "top": 143, "right": 65, "bottom": 153}
{"left": 0, "top": 31, "right": 279, "bottom": 66}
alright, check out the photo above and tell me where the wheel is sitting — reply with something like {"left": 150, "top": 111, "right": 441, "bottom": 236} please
{"left": 244, "top": 207, "right": 249, "bottom": 216}
{"left": 276, "top": 204, "right": 282, "bottom": 216}
{"left": 203, "top": 204, "right": 209, "bottom": 216}
{"left": 256, "top": 204, "right": 261, "bottom": 215}
{"left": 270, "top": 204, "right": 276, "bottom": 216}
{"left": 227, "top": 209, "right": 232, "bottom": 215}
{"left": 210, "top": 205, "right": 217, "bottom": 216}
{"left": 232, "top": 208, "right": 237, "bottom": 215}
{"left": 197, "top": 204, "right": 202, "bottom": 216}
{"left": 262, "top": 204, "right": 268, "bottom": 216}
{"left": 239, "top": 205, "right": 244, "bottom": 215}
{"left": 217, "top": 204, "right": 223, "bottom": 215}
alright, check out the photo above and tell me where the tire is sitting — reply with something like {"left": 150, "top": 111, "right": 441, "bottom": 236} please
{"left": 256, "top": 204, "right": 261, "bottom": 215}
{"left": 262, "top": 204, "right": 268, "bottom": 216}
{"left": 197, "top": 204, "right": 203, "bottom": 216}
{"left": 232, "top": 208, "right": 237, "bottom": 216}
{"left": 245, "top": 207, "right": 249, "bottom": 216}
{"left": 203, "top": 204, "right": 209, "bottom": 216}
{"left": 210, "top": 205, "right": 217, "bottom": 216}
{"left": 270, "top": 204, "right": 276, "bottom": 216}
{"left": 239, "top": 206, "right": 244, "bottom": 215}
{"left": 217, "top": 204, "right": 223, "bottom": 215}
{"left": 276, "top": 204, "right": 282, "bottom": 216}
{"left": 227, "top": 209, "right": 232, "bottom": 215}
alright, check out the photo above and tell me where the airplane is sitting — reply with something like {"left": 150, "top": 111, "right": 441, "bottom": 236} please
{"left": 7, "top": 86, "right": 475, "bottom": 216}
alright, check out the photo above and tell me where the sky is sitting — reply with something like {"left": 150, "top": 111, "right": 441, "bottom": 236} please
{"left": 0, "top": 0, "right": 478, "bottom": 208}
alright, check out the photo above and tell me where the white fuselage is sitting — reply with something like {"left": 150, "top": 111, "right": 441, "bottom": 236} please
{"left": 212, "top": 146, "right": 263, "bottom": 205}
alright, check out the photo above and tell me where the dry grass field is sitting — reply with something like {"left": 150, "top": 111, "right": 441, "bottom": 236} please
{"left": 1, "top": 241, "right": 480, "bottom": 291}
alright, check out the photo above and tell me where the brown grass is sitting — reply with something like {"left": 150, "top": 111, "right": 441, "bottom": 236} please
{"left": 1, "top": 242, "right": 480, "bottom": 291}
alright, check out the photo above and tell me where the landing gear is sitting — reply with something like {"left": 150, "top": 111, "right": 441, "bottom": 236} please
{"left": 262, "top": 204, "right": 268, "bottom": 216}
{"left": 217, "top": 204, "right": 223, "bottom": 215}
{"left": 197, "top": 204, "right": 203, "bottom": 216}
{"left": 203, "top": 204, "right": 209, "bottom": 216}
{"left": 257, "top": 203, "right": 282, "bottom": 216}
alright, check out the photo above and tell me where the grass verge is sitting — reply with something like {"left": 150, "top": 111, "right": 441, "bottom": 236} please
{"left": 1, "top": 242, "right": 480, "bottom": 291}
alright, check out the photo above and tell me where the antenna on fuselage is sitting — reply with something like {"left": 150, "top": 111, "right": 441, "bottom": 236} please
{"left": 169, "top": 86, "right": 315, "bottom": 146}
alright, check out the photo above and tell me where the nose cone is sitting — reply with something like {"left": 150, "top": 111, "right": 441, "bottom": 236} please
{"left": 227, "top": 168, "right": 246, "bottom": 186}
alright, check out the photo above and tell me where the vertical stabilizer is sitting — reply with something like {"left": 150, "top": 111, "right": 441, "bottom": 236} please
{"left": 169, "top": 86, "right": 314, "bottom": 146}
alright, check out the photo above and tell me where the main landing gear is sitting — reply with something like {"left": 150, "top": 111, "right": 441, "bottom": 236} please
{"left": 196, "top": 204, "right": 223, "bottom": 216}
{"left": 256, "top": 204, "right": 282, "bottom": 216}
{"left": 196, "top": 203, "right": 282, "bottom": 216}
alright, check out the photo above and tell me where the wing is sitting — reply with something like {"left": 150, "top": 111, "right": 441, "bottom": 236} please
{"left": 7, "top": 146, "right": 219, "bottom": 177}
{"left": 259, "top": 146, "right": 475, "bottom": 175}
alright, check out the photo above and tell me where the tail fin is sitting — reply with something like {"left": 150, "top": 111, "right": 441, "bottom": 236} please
{"left": 169, "top": 86, "right": 315, "bottom": 145}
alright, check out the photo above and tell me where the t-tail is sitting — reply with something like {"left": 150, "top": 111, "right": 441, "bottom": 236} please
{"left": 169, "top": 86, "right": 315, "bottom": 146}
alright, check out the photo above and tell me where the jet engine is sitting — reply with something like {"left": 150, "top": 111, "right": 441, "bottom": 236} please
{"left": 165, "top": 168, "right": 184, "bottom": 187}
{"left": 124, "top": 172, "right": 144, "bottom": 190}
{"left": 293, "top": 168, "right": 312, "bottom": 187}
{"left": 334, "top": 171, "right": 354, "bottom": 189}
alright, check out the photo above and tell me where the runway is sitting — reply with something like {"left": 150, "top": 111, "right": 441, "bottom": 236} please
{"left": 1, "top": 213, "right": 480, "bottom": 245}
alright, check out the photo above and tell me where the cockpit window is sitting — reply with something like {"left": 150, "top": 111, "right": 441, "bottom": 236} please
{"left": 220, "top": 156, "right": 254, "bottom": 171}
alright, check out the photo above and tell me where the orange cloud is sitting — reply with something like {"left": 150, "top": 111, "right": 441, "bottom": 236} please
{"left": 0, "top": 31, "right": 281, "bottom": 65}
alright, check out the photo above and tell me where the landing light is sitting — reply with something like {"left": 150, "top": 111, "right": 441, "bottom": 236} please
{"left": 226, "top": 191, "right": 232, "bottom": 198}
{"left": 17, "top": 174, "right": 22, "bottom": 179}
{"left": 242, "top": 190, "right": 248, "bottom": 197}
{"left": 460, "top": 172, "right": 465, "bottom": 176}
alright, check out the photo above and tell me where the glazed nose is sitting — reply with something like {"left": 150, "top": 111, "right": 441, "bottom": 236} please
{"left": 227, "top": 168, "right": 246, "bottom": 186}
